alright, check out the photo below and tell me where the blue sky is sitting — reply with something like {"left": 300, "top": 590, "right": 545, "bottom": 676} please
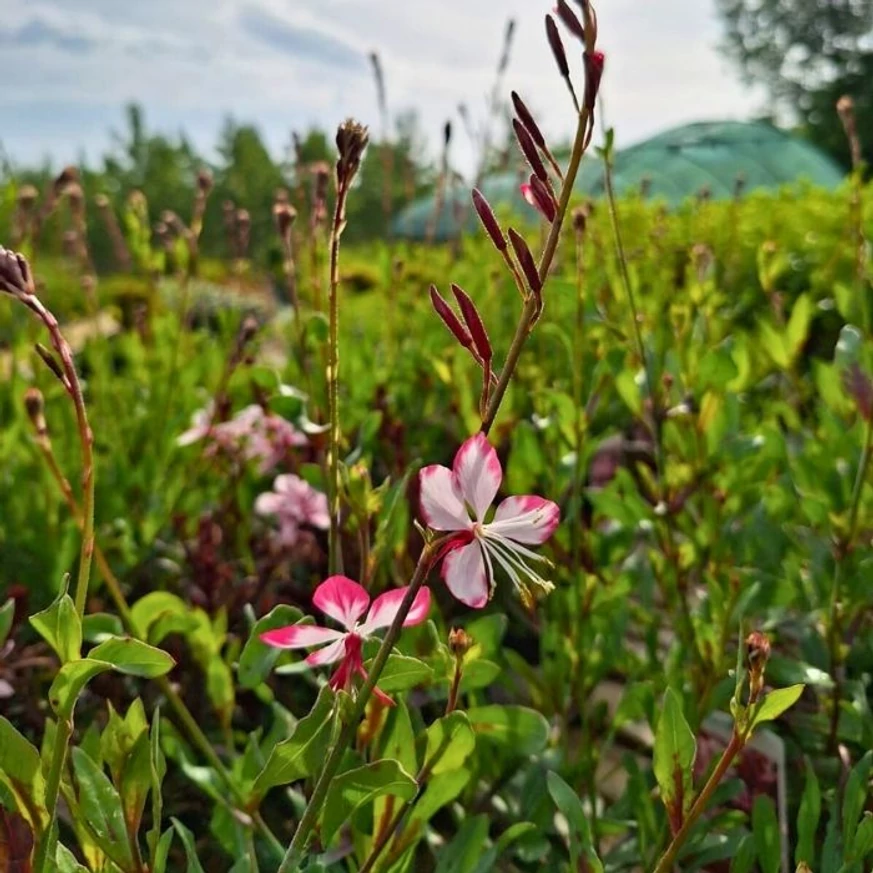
{"left": 1, "top": 0, "right": 766, "bottom": 176}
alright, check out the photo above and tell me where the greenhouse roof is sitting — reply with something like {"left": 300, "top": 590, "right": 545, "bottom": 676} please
{"left": 392, "top": 120, "right": 846, "bottom": 240}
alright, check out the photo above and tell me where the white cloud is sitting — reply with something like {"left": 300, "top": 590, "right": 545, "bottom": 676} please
{"left": 0, "top": 0, "right": 764, "bottom": 174}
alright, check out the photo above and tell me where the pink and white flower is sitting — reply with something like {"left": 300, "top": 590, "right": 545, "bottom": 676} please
{"left": 255, "top": 474, "right": 329, "bottom": 547}
{"left": 260, "top": 576, "right": 431, "bottom": 706}
{"left": 419, "top": 433, "right": 560, "bottom": 608}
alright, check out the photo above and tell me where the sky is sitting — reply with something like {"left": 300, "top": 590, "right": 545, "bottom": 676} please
{"left": 0, "top": 0, "right": 768, "bottom": 177}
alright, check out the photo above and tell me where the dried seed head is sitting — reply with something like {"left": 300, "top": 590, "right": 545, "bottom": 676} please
{"left": 236, "top": 208, "right": 251, "bottom": 228}
{"left": 471, "top": 189, "right": 506, "bottom": 252}
{"left": 197, "top": 168, "right": 214, "bottom": 196}
{"left": 545, "top": 14, "right": 570, "bottom": 78}
{"left": 837, "top": 95, "right": 855, "bottom": 121}
{"left": 62, "top": 230, "right": 79, "bottom": 257}
{"left": 53, "top": 165, "right": 79, "bottom": 196}
{"left": 65, "top": 183, "right": 85, "bottom": 216}
{"left": 239, "top": 315, "right": 259, "bottom": 346}
{"left": 127, "top": 189, "right": 148, "bottom": 212}
{"left": 17, "top": 184, "right": 38, "bottom": 208}
{"left": 275, "top": 187, "right": 289, "bottom": 204}
{"left": 746, "top": 630, "right": 771, "bottom": 673}
{"left": 511, "top": 92, "right": 547, "bottom": 150}
{"left": 273, "top": 202, "right": 297, "bottom": 241}
{"left": 508, "top": 228, "right": 542, "bottom": 293}
{"left": 571, "top": 205, "right": 587, "bottom": 233}
{"left": 335, "top": 118, "right": 370, "bottom": 186}
{"left": 556, "top": 0, "right": 585, "bottom": 41}
{"left": 94, "top": 193, "right": 110, "bottom": 210}
{"left": 0, "top": 246, "right": 35, "bottom": 298}
{"left": 448, "top": 628, "right": 473, "bottom": 657}
{"left": 23, "top": 387, "right": 47, "bottom": 434}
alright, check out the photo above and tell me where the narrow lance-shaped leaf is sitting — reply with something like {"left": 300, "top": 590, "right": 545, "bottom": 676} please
{"left": 652, "top": 688, "right": 696, "bottom": 834}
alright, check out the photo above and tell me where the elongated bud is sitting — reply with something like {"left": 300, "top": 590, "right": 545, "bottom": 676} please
{"left": 837, "top": 95, "right": 861, "bottom": 170}
{"left": 545, "top": 15, "right": 570, "bottom": 78}
{"left": 471, "top": 189, "right": 506, "bottom": 252}
{"left": 0, "top": 246, "right": 34, "bottom": 298}
{"left": 35, "top": 343, "right": 68, "bottom": 387}
{"left": 197, "top": 168, "right": 214, "bottom": 196}
{"left": 273, "top": 202, "right": 297, "bottom": 242}
{"left": 521, "top": 175, "right": 557, "bottom": 222}
{"left": 53, "top": 165, "right": 79, "bottom": 196}
{"left": 513, "top": 120, "right": 548, "bottom": 183}
{"left": 448, "top": 628, "right": 473, "bottom": 658}
{"left": 584, "top": 50, "right": 605, "bottom": 112}
{"left": 746, "top": 630, "right": 771, "bottom": 704}
{"left": 430, "top": 285, "right": 472, "bottom": 349}
{"left": 451, "top": 284, "right": 492, "bottom": 363}
{"left": 443, "top": 121, "right": 453, "bottom": 147}
{"left": 511, "top": 92, "right": 547, "bottom": 151}
{"left": 556, "top": 0, "right": 585, "bottom": 41}
{"left": 23, "top": 388, "right": 47, "bottom": 436}
{"left": 572, "top": 205, "right": 587, "bottom": 233}
{"left": 508, "top": 228, "right": 542, "bottom": 293}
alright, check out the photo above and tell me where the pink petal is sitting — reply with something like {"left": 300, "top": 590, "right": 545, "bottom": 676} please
{"left": 419, "top": 464, "right": 470, "bottom": 530}
{"left": 489, "top": 496, "right": 560, "bottom": 544}
{"left": 259, "top": 624, "right": 343, "bottom": 649}
{"left": 254, "top": 492, "right": 284, "bottom": 516}
{"left": 305, "top": 637, "right": 348, "bottom": 666}
{"left": 442, "top": 540, "right": 490, "bottom": 608}
{"left": 359, "top": 586, "right": 432, "bottom": 634}
{"left": 452, "top": 433, "right": 502, "bottom": 521}
{"left": 313, "top": 576, "right": 370, "bottom": 630}
{"left": 520, "top": 183, "right": 536, "bottom": 208}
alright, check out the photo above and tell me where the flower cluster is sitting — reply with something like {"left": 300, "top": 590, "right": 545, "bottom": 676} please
{"left": 178, "top": 403, "right": 307, "bottom": 473}
{"left": 255, "top": 474, "right": 329, "bottom": 548}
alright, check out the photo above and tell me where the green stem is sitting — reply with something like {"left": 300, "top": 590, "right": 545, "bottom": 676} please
{"left": 651, "top": 730, "right": 743, "bottom": 873}
{"left": 276, "top": 541, "right": 438, "bottom": 872}
{"left": 327, "top": 183, "right": 350, "bottom": 575}
{"left": 480, "top": 105, "right": 592, "bottom": 435}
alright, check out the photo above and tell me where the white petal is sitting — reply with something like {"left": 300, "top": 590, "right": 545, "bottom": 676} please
{"left": 313, "top": 576, "right": 370, "bottom": 630}
{"left": 452, "top": 433, "right": 502, "bottom": 520}
{"left": 419, "top": 464, "right": 470, "bottom": 530}
{"left": 254, "top": 492, "right": 284, "bottom": 516}
{"left": 441, "top": 541, "right": 490, "bottom": 608}
{"left": 305, "top": 637, "right": 348, "bottom": 666}
{"left": 489, "top": 496, "right": 560, "bottom": 544}
{"left": 260, "top": 624, "right": 343, "bottom": 649}
{"left": 359, "top": 586, "right": 432, "bottom": 634}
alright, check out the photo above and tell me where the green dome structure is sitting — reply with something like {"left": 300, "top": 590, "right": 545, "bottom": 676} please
{"left": 392, "top": 120, "right": 846, "bottom": 241}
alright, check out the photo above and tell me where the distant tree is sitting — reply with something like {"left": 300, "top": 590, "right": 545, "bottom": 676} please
{"left": 716, "top": 0, "right": 873, "bottom": 168}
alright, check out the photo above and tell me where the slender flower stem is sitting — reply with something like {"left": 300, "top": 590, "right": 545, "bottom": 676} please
{"left": 827, "top": 417, "right": 873, "bottom": 751}
{"left": 651, "top": 730, "right": 743, "bottom": 873}
{"left": 277, "top": 541, "right": 438, "bottom": 873}
{"left": 327, "top": 184, "right": 351, "bottom": 575}
{"left": 481, "top": 105, "right": 591, "bottom": 435}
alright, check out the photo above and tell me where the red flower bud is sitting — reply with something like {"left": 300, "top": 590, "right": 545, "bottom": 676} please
{"left": 555, "top": 0, "right": 585, "bottom": 41}
{"left": 471, "top": 189, "right": 506, "bottom": 252}
{"left": 513, "top": 119, "right": 548, "bottom": 183}
{"left": 507, "top": 228, "right": 542, "bottom": 294}
{"left": 451, "top": 284, "right": 492, "bottom": 364}
{"left": 584, "top": 50, "right": 605, "bottom": 112}
{"left": 521, "top": 175, "right": 557, "bottom": 223}
{"left": 430, "top": 285, "right": 472, "bottom": 350}
{"left": 545, "top": 15, "right": 569, "bottom": 79}
{"left": 511, "top": 91, "right": 547, "bottom": 151}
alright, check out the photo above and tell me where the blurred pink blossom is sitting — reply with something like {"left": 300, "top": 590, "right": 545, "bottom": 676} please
{"left": 255, "top": 473, "right": 329, "bottom": 547}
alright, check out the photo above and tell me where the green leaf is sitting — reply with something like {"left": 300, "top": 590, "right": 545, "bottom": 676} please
{"left": 751, "top": 794, "right": 781, "bottom": 873}
{"left": 546, "top": 771, "right": 603, "bottom": 873}
{"left": 652, "top": 689, "right": 696, "bottom": 822}
{"left": 434, "top": 814, "right": 489, "bottom": 873}
{"left": 30, "top": 591, "right": 81, "bottom": 663}
{"left": 844, "top": 752, "right": 873, "bottom": 853}
{"left": 471, "top": 822, "right": 539, "bottom": 873}
{"left": 320, "top": 759, "right": 417, "bottom": 844}
{"left": 381, "top": 700, "right": 418, "bottom": 776}
{"left": 424, "top": 712, "right": 476, "bottom": 775}
{"left": 367, "top": 653, "right": 433, "bottom": 693}
{"left": 785, "top": 293, "right": 813, "bottom": 360}
{"left": 151, "top": 827, "right": 175, "bottom": 873}
{"left": 81, "top": 612, "right": 125, "bottom": 643}
{"left": 760, "top": 320, "right": 789, "bottom": 369}
{"left": 71, "top": 747, "right": 135, "bottom": 870}
{"left": 749, "top": 684, "right": 804, "bottom": 731}
{"left": 466, "top": 706, "right": 549, "bottom": 756}
{"left": 50, "top": 659, "right": 112, "bottom": 718}
{"left": 852, "top": 813, "right": 873, "bottom": 861}
{"left": 0, "top": 717, "right": 46, "bottom": 826}
{"left": 238, "top": 605, "right": 303, "bottom": 689}
{"left": 130, "top": 592, "right": 195, "bottom": 645}
{"left": 730, "top": 834, "right": 757, "bottom": 873}
{"left": 835, "top": 324, "right": 863, "bottom": 370}
{"left": 250, "top": 686, "right": 335, "bottom": 802}
{"left": 172, "top": 817, "right": 207, "bottom": 873}
{"left": 89, "top": 636, "right": 176, "bottom": 677}
{"left": 55, "top": 843, "right": 89, "bottom": 873}
{"left": 148, "top": 709, "right": 167, "bottom": 870}
{"left": 0, "top": 598, "right": 14, "bottom": 647}
{"left": 795, "top": 760, "right": 820, "bottom": 866}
